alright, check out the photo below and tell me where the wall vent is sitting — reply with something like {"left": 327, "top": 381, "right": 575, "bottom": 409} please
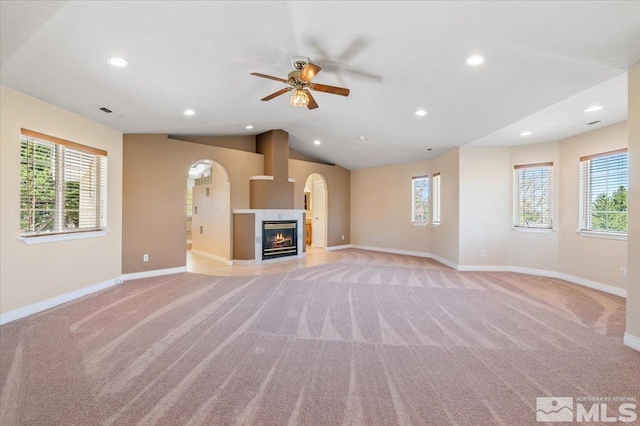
{"left": 586, "top": 120, "right": 601, "bottom": 126}
{"left": 99, "top": 107, "right": 113, "bottom": 113}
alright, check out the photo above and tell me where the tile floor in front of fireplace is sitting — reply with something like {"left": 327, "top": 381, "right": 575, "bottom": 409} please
{"left": 186, "top": 246, "right": 342, "bottom": 276}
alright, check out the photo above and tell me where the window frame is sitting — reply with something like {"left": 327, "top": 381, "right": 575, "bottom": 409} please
{"left": 513, "top": 162, "right": 554, "bottom": 230}
{"left": 432, "top": 173, "right": 441, "bottom": 225}
{"left": 578, "top": 148, "right": 628, "bottom": 237}
{"left": 20, "top": 129, "right": 108, "bottom": 241}
{"left": 411, "top": 175, "right": 429, "bottom": 225}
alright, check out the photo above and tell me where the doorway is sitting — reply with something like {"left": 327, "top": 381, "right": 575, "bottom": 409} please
{"left": 304, "top": 173, "right": 328, "bottom": 248}
{"left": 186, "top": 159, "right": 231, "bottom": 267}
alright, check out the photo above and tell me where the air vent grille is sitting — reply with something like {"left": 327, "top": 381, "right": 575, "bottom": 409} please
{"left": 99, "top": 107, "right": 113, "bottom": 113}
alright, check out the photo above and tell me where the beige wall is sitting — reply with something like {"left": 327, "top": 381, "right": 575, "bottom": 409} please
{"left": 458, "top": 146, "right": 511, "bottom": 266}
{"left": 290, "top": 160, "right": 351, "bottom": 247}
{"left": 508, "top": 141, "right": 561, "bottom": 271}
{"left": 0, "top": 86, "right": 123, "bottom": 314}
{"left": 627, "top": 63, "right": 640, "bottom": 338}
{"left": 558, "top": 121, "right": 628, "bottom": 289}
{"left": 191, "top": 163, "right": 231, "bottom": 260}
{"left": 122, "top": 134, "right": 263, "bottom": 273}
{"left": 350, "top": 159, "right": 433, "bottom": 254}
{"left": 431, "top": 148, "right": 460, "bottom": 265}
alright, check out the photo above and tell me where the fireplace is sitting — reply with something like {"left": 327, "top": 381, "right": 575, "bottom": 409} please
{"left": 262, "top": 221, "right": 297, "bottom": 260}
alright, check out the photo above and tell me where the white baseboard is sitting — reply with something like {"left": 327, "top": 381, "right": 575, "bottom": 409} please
{"left": 350, "top": 245, "right": 626, "bottom": 299}
{"left": 325, "top": 244, "right": 352, "bottom": 251}
{"left": 509, "top": 266, "right": 559, "bottom": 278}
{"left": 624, "top": 333, "right": 640, "bottom": 352}
{"left": 430, "top": 254, "right": 459, "bottom": 270}
{"left": 350, "top": 244, "right": 432, "bottom": 258}
{"left": 121, "top": 266, "right": 187, "bottom": 281}
{"left": 0, "top": 277, "right": 121, "bottom": 325}
{"left": 457, "top": 264, "right": 510, "bottom": 272}
{"left": 557, "top": 272, "right": 626, "bottom": 298}
{"left": 190, "top": 249, "right": 233, "bottom": 265}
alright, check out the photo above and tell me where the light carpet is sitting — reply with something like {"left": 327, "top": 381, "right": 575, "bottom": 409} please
{"left": 1, "top": 249, "right": 639, "bottom": 425}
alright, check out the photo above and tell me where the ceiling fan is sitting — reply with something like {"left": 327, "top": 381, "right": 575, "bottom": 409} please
{"left": 250, "top": 57, "right": 350, "bottom": 110}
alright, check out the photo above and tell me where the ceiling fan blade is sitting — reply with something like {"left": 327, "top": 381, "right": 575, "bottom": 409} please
{"left": 260, "top": 87, "right": 292, "bottom": 101}
{"left": 300, "top": 63, "right": 321, "bottom": 82}
{"left": 311, "top": 83, "right": 350, "bottom": 97}
{"left": 304, "top": 89, "right": 319, "bottom": 110}
{"left": 250, "top": 72, "right": 288, "bottom": 83}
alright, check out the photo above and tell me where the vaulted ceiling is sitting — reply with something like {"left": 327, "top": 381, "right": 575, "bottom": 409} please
{"left": 2, "top": 1, "right": 639, "bottom": 169}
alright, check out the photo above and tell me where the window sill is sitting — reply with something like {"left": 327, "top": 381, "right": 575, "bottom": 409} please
{"left": 432, "top": 222, "right": 441, "bottom": 227}
{"left": 20, "top": 230, "right": 108, "bottom": 245}
{"left": 512, "top": 227, "right": 554, "bottom": 234}
{"left": 577, "top": 230, "right": 627, "bottom": 241}
{"left": 411, "top": 222, "right": 429, "bottom": 227}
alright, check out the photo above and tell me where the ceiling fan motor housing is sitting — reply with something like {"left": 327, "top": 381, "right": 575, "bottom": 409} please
{"left": 290, "top": 56, "right": 310, "bottom": 70}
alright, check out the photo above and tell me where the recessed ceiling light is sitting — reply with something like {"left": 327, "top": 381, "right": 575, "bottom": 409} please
{"left": 584, "top": 106, "right": 604, "bottom": 112}
{"left": 314, "top": 140, "right": 321, "bottom": 145}
{"left": 107, "top": 57, "right": 129, "bottom": 67}
{"left": 465, "top": 55, "right": 485, "bottom": 66}
{"left": 183, "top": 109, "right": 195, "bottom": 116}
{"left": 415, "top": 109, "right": 427, "bottom": 117}
{"left": 520, "top": 131, "right": 533, "bottom": 136}
{"left": 358, "top": 135, "right": 368, "bottom": 141}
{"left": 245, "top": 125, "right": 254, "bottom": 130}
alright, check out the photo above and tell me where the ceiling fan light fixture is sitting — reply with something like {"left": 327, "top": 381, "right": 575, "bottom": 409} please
{"left": 289, "top": 88, "right": 309, "bottom": 107}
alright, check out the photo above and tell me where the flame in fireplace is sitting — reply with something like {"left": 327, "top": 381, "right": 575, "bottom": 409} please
{"left": 274, "top": 233, "right": 286, "bottom": 244}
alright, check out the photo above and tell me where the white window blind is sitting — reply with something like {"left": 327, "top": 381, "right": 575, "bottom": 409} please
{"left": 513, "top": 162, "right": 553, "bottom": 229}
{"left": 20, "top": 129, "right": 107, "bottom": 237}
{"left": 579, "top": 149, "right": 628, "bottom": 233}
{"left": 412, "top": 175, "right": 429, "bottom": 223}
{"left": 432, "top": 173, "right": 441, "bottom": 224}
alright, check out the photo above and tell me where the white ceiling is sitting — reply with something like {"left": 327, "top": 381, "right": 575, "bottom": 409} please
{"left": 2, "top": 1, "right": 639, "bottom": 170}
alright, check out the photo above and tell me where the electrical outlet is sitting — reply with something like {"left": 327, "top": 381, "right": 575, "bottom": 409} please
{"left": 370, "top": 236, "right": 374, "bottom": 242}
{"left": 481, "top": 249, "right": 486, "bottom": 257}
{"left": 143, "top": 254, "right": 149, "bottom": 262}
{"left": 342, "top": 235, "right": 345, "bottom": 240}
{"left": 620, "top": 267, "right": 627, "bottom": 277}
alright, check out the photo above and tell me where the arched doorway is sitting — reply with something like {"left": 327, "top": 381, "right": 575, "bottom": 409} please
{"left": 304, "top": 173, "right": 328, "bottom": 248}
{"left": 186, "top": 159, "right": 231, "bottom": 264}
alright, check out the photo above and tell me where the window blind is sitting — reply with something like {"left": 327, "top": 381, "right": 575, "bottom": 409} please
{"left": 579, "top": 149, "right": 627, "bottom": 233}
{"left": 432, "top": 173, "right": 441, "bottom": 224}
{"left": 20, "top": 130, "right": 107, "bottom": 236}
{"left": 513, "top": 163, "right": 553, "bottom": 228}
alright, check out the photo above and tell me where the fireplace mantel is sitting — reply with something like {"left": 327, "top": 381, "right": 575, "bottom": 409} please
{"left": 233, "top": 209, "right": 306, "bottom": 264}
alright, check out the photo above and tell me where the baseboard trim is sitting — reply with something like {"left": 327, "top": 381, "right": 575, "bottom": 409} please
{"left": 623, "top": 333, "right": 640, "bottom": 352}
{"left": 509, "top": 266, "right": 559, "bottom": 278}
{"left": 557, "top": 272, "right": 626, "bottom": 298}
{"left": 0, "top": 277, "right": 121, "bottom": 325}
{"left": 325, "top": 244, "right": 352, "bottom": 251}
{"left": 350, "top": 245, "right": 626, "bottom": 298}
{"left": 457, "top": 265, "right": 510, "bottom": 272}
{"left": 190, "top": 249, "right": 233, "bottom": 265}
{"left": 121, "top": 266, "right": 187, "bottom": 281}
{"left": 350, "top": 244, "right": 432, "bottom": 258}
{"left": 430, "top": 254, "right": 459, "bottom": 270}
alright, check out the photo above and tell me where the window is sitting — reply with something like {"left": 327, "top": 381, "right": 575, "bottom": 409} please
{"left": 579, "top": 149, "right": 628, "bottom": 234}
{"left": 432, "top": 173, "right": 441, "bottom": 224}
{"left": 411, "top": 175, "right": 429, "bottom": 223}
{"left": 20, "top": 129, "right": 107, "bottom": 237}
{"left": 513, "top": 162, "right": 553, "bottom": 229}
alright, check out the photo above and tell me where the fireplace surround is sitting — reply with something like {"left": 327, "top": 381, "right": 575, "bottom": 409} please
{"left": 233, "top": 209, "right": 305, "bottom": 264}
